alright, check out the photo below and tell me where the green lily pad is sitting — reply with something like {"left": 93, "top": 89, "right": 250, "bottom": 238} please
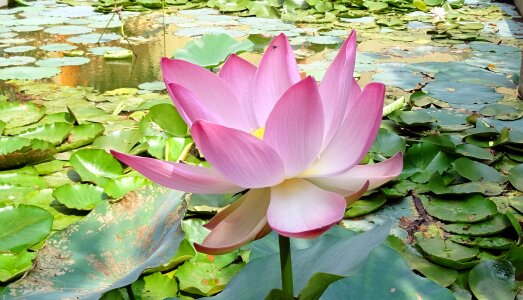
{"left": 44, "top": 25, "right": 93, "bottom": 35}
{"left": 40, "top": 43, "right": 77, "bottom": 52}
{"left": 0, "top": 101, "right": 44, "bottom": 129}
{"left": 0, "top": 66, "right": 60, "bottom": 80}
{"left": 421, "top": 195, "right": 497, "bottom": 223}
{"left": 36, "top": 57, "right": 91, "bottom": 68}
{"left": 57, "top": 123, "right": 105, "bottom": 152}
{"left": 508, "top": 164, "right": 523, "bottom": 191}
{"left": 370, "top": 128, "right": 406, "bottom": 157}
{"left": 0, "top": 250, "right": 37, "bottom": 283}
{"left": 138, "top": 81, "right": 166, "bottom": 91}
{"left": 448, "top": 235, "right": 515, "bottom": 250}
{"left": 103, "top": 175, "right": 149, "bottom": 199}
{"left": 469, "top": 260, "right": 516, "bottom": 300}
{"left": 104, "top": 50, "right": 133, "bottom": 60}
{"left": 2, "top": 185, "right": 187, "bottom": 299}
{"left": 92, "top": 129, "right": 142, "bottom": 153}
{"left": 135, "top": 272, "right": 179, "bottom": 299}
{"left": 345, "top": 193, "right": 387, "bottom": 218}
{"left": 67, "top": 33, "right": 121, "bottom": 44}
{"left": 3, "top": 46, "right": 36, "bottom": 53}
{"left": 69, "top": 149, "right": 124, "bottom": 186}
{"left": 88, "top": 46, "right": 128, "bottom": 56}
{"left": 173, "top": 33, "right": 254, "bottom": 68}
{"left": 0, "top": 56, "right": 36, "bottom": 67}
{"left": 139, "top": 104, "right": 187, "bottom": 137}
{"left": 415, "top": 233, "right": 479, "bottom": 269}
{"left": 454, "top": 157, "right": 507, "bottom": 184}
{"left": 0, "top": 205, "right": 53, "bottom": 253}
{"left": 0, "top": 138, "right": 56, "bottom": 170}
{"left": 442, "top": 214, "right": 512, "bottom": 236}
{"left": 428, "top": 175, "right": 504, "bottom": 196}
{"left": 176, "top": 260, "right": 243, "bottom": 296}
{"left": 455, "top": 144, "right": 494, "bottom": 160}
{"left": 509, "top": 196, "right": 523, "bottom": 214}
{"left": 480, "top": 104, "right": 523, "bottom": 121}
{"left": 53, "top": 183, "right": 106, "bottom": 210}
{"left": 18, "top": 122, "right": 74, "bottom": 146}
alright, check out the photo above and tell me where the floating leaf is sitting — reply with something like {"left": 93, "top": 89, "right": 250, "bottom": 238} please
{"left": 0, "top": 102, "right": 44, "bottom": 129}
{"left": 454, "top": 157, "right": 507, "bottom": 184}
{"left": 421, "top": 195, "right": 497, "bottom": 223}
{"left": 67, "top": 33, "right": 121, "bottom": 44}
{"left": 36, "top": 57, "right": 91, "bottom": 67}
{"left": 0, "top": 56, "right": 36, "bottom": 67}
{"left": 345, "top": 193, "right": 386, "bottom": 218}
{"left": 173, "top": 33, "right": 254, "bottom": 68}
{"left": 40, "top": 43, "right": 77, "bottom": 52}
{"left": 69, "top": 149, "right": 124, "bottom": 186}
{"left": 0, "top": 250, "right": 37, "bottom": 283}
{"left": 139, "top": 104, "right": 188, "bottom": 137}
{"left": 442, "top": 214, "right": 512, "bottom": 236}
{"left": 44, "top": 25, "right": 93, "bottom": 35}
{"left": 468, "top": 260, "right": 516, "bottom": 300}
{"left": 0, "top": 66, "right": 60, "bottom": 80}
{"left": 415, "top": 233, "right": 479, "bottom": 269}
{"left": 57, "top": 123, "right": 105, "bottom": 152}
{"left": 2, "top": 186, "right": 187, "bottom": 299}
{"left": 18, "top": 123, "right": 74, "bottom": 146}
{"left": 449, "top": 235, "right": 515, "bottom": 250}
{"left": 0, "top": 205, "right": 53, "bottom": 253}
{"left": 508, "top": 164, "right": 523, "bottom": 191}
{"left": 53, "top": 184, "right": 106, "bottom": 210}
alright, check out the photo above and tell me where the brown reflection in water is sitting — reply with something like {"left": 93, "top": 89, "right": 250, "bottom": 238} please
{"left": 58, "top": 65, "right": 82, "bottom": 87}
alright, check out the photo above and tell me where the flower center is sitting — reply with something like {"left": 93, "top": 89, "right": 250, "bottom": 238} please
{"left": 251, "top": 127, "right": 265, "bottom": 140}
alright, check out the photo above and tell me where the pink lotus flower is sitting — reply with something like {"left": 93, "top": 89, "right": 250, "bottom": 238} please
{"left": 111, "top": 31, "right": 403, "bottom": 255}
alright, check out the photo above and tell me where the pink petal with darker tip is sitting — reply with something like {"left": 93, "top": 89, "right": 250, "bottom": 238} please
{"left": 194, "top": 188, "right": 270, "bottom": 255}
{"left": 110, "top": 150, "right": 244, "bottom": 194}
{"left": 191, "top": 120, "right": 285, "bottom": 188}
{"left": 306, "top": 82, "right": 385, "bottom": 177}
{"left": 161, "top": 58, "right": 253, "bottom": 131}
{"left": 309, "top": 152, "right": 403, "bottom": 195}
{"left": 251, "top": 34, "right": 301, "bottom": 125}
{"left": 264, "top": 76, "right": 324, "bottom": 177}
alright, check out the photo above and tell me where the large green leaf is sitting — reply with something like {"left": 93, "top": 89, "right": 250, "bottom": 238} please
{"left": 0, "top": 205, "right": 53, "bottom": 253}
{"left": 468, "top": 260, "right": 516, "bottom": 300}
{"left": 69, "top": 149, "right": 124, "bottom": 186}
{"left": 18, "top": 122, "right": 74, "bottom": 146}
{"left": 0, "top": 250, "right": 37, "bottom": 283}
{"left": 0, "top": 138, "right": 56, "bottom": 170}
{"left": 173, "top": 34, "right": 254, "bottom": 68}
{"left": 53, "top": 183, "right": 107, "bottom": 210}
{"left": 0, "top": 102, "right": 44, "bottom": 129}
{"left": 454, "top": 157, "right": 507, "bottom": 184}
{"left": 320, "top": 246, "right": 455, "bottom": 300}
{"left": 139, "top": 104, "right": 187, "bottom": 138}
{"left": 3, "top": 185, "right": 187, "bottom": 299}
{"left": 208, "top": 221, "right": 392, "bottom": 299}
{"left": 421, "top": 195, "right": 498, "bottom": 223}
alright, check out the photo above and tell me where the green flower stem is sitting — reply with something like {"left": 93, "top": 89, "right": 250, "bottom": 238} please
{"left": 279, "top": 235, "right": 294, "bottom": 300}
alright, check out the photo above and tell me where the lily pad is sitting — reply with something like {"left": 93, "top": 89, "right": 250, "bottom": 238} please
{"left": 421, "top": 195, "right": 498, "bottom": 223}
{"left": 469, "top": 260, "right": 516, "bottom": 300}
{"left": 138, "top": 81, "right": 166, "bottom": 91}
{"left": 57, "top": 123, "right": 105, "bottom": 152}
{"left": 415, "top": 233, "right": 479, "bottom": 269}
{"left": 449, "top": 235, "right": 515, "bottom": 250}
{"left": 0, "top": 138, "right": 56, "bottom": 170}
{"left": 454, "top": 157, "right": 506, "bottom": 183}
{"left": 139, "top": 104, "right": 187, "bottom": 137}
{"left": 44, "top": 25, "right": 93, "bottom": 35}
{"left": 508, "top": 164, "right": 523, "bottom": 191}
{"left": 67, "top": 33, "right": 121, "bottom": 44}
{"left": 92, "top": 129, "right": 142, "bottom": 153}
{"left": 88, "top": 46, "right": 128, "bottom": 56}
{"left": 36, "top": 57, "right": 90, "bottom": 68}
{"left": 0, "top": 101, "right": 44, "bottom": 129}
{"left": 3, "top": 46, "right": 36, "bottom": 53}
{"left": 0, "top": 205, "right": 53, "bottom": 253}
{"left": 345, "top": 194, "right": 387, "bottom": 218}
{"left": 69, "top": 149, "right": 124, "bottom": 186}
{"left": 0, "top": 66, "right": 60, "bottom": 80}
{"left": 0, "top": 250, "right": 37, "bottom": 283}
{"left": 443, "top": 214, "right": 512, "bottom": 236}
{"left": 40, "top": 43, "right": 77, "bottom": 52}
{"left": 53, "top": 183, "right": 106, "bottom": 210}
{"left": 0, "top": 56, "right": 36, "bottom": 67}
{"left": 480, "top": 104, "right": 523, "bottom": 121}
{"left": 18, "top": 122, "right": 74, "bottom": 146}
{"left": 2, "top": 186, "right": 187, "bottom": 299}
{"left": 103, "top": 175, "right": 149, "bottom": 199}
{"left": 173, "top": 33, "right": 254, "bottom": 68}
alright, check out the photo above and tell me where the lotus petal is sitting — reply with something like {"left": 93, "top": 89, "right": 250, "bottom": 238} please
{"left": 251, "top": 34, "right": 301, "bottom": 125}
{"left": 267, "top": 179, "right": 346, "bottom": 238}
{"left": 195, "top": 188, "right": 270, "bottom": 255}
{"left": 111, "top": 151, "right": 244, "bottom": 194}
{"left": 309, "top": 153, "right": 403, "bottom": 195}
{"left": 264, "top": 77, "right": 324, "bottom": 177}
{"left": 306, "top": 83, "right": 385, "bottom": 177}
{"left": 191, "top": 120, "right": 285, "bottom": 188}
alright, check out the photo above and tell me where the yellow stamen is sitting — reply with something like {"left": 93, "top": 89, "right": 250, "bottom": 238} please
{"left": 251, "top": 127, "right": 265, "bottom": 140}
